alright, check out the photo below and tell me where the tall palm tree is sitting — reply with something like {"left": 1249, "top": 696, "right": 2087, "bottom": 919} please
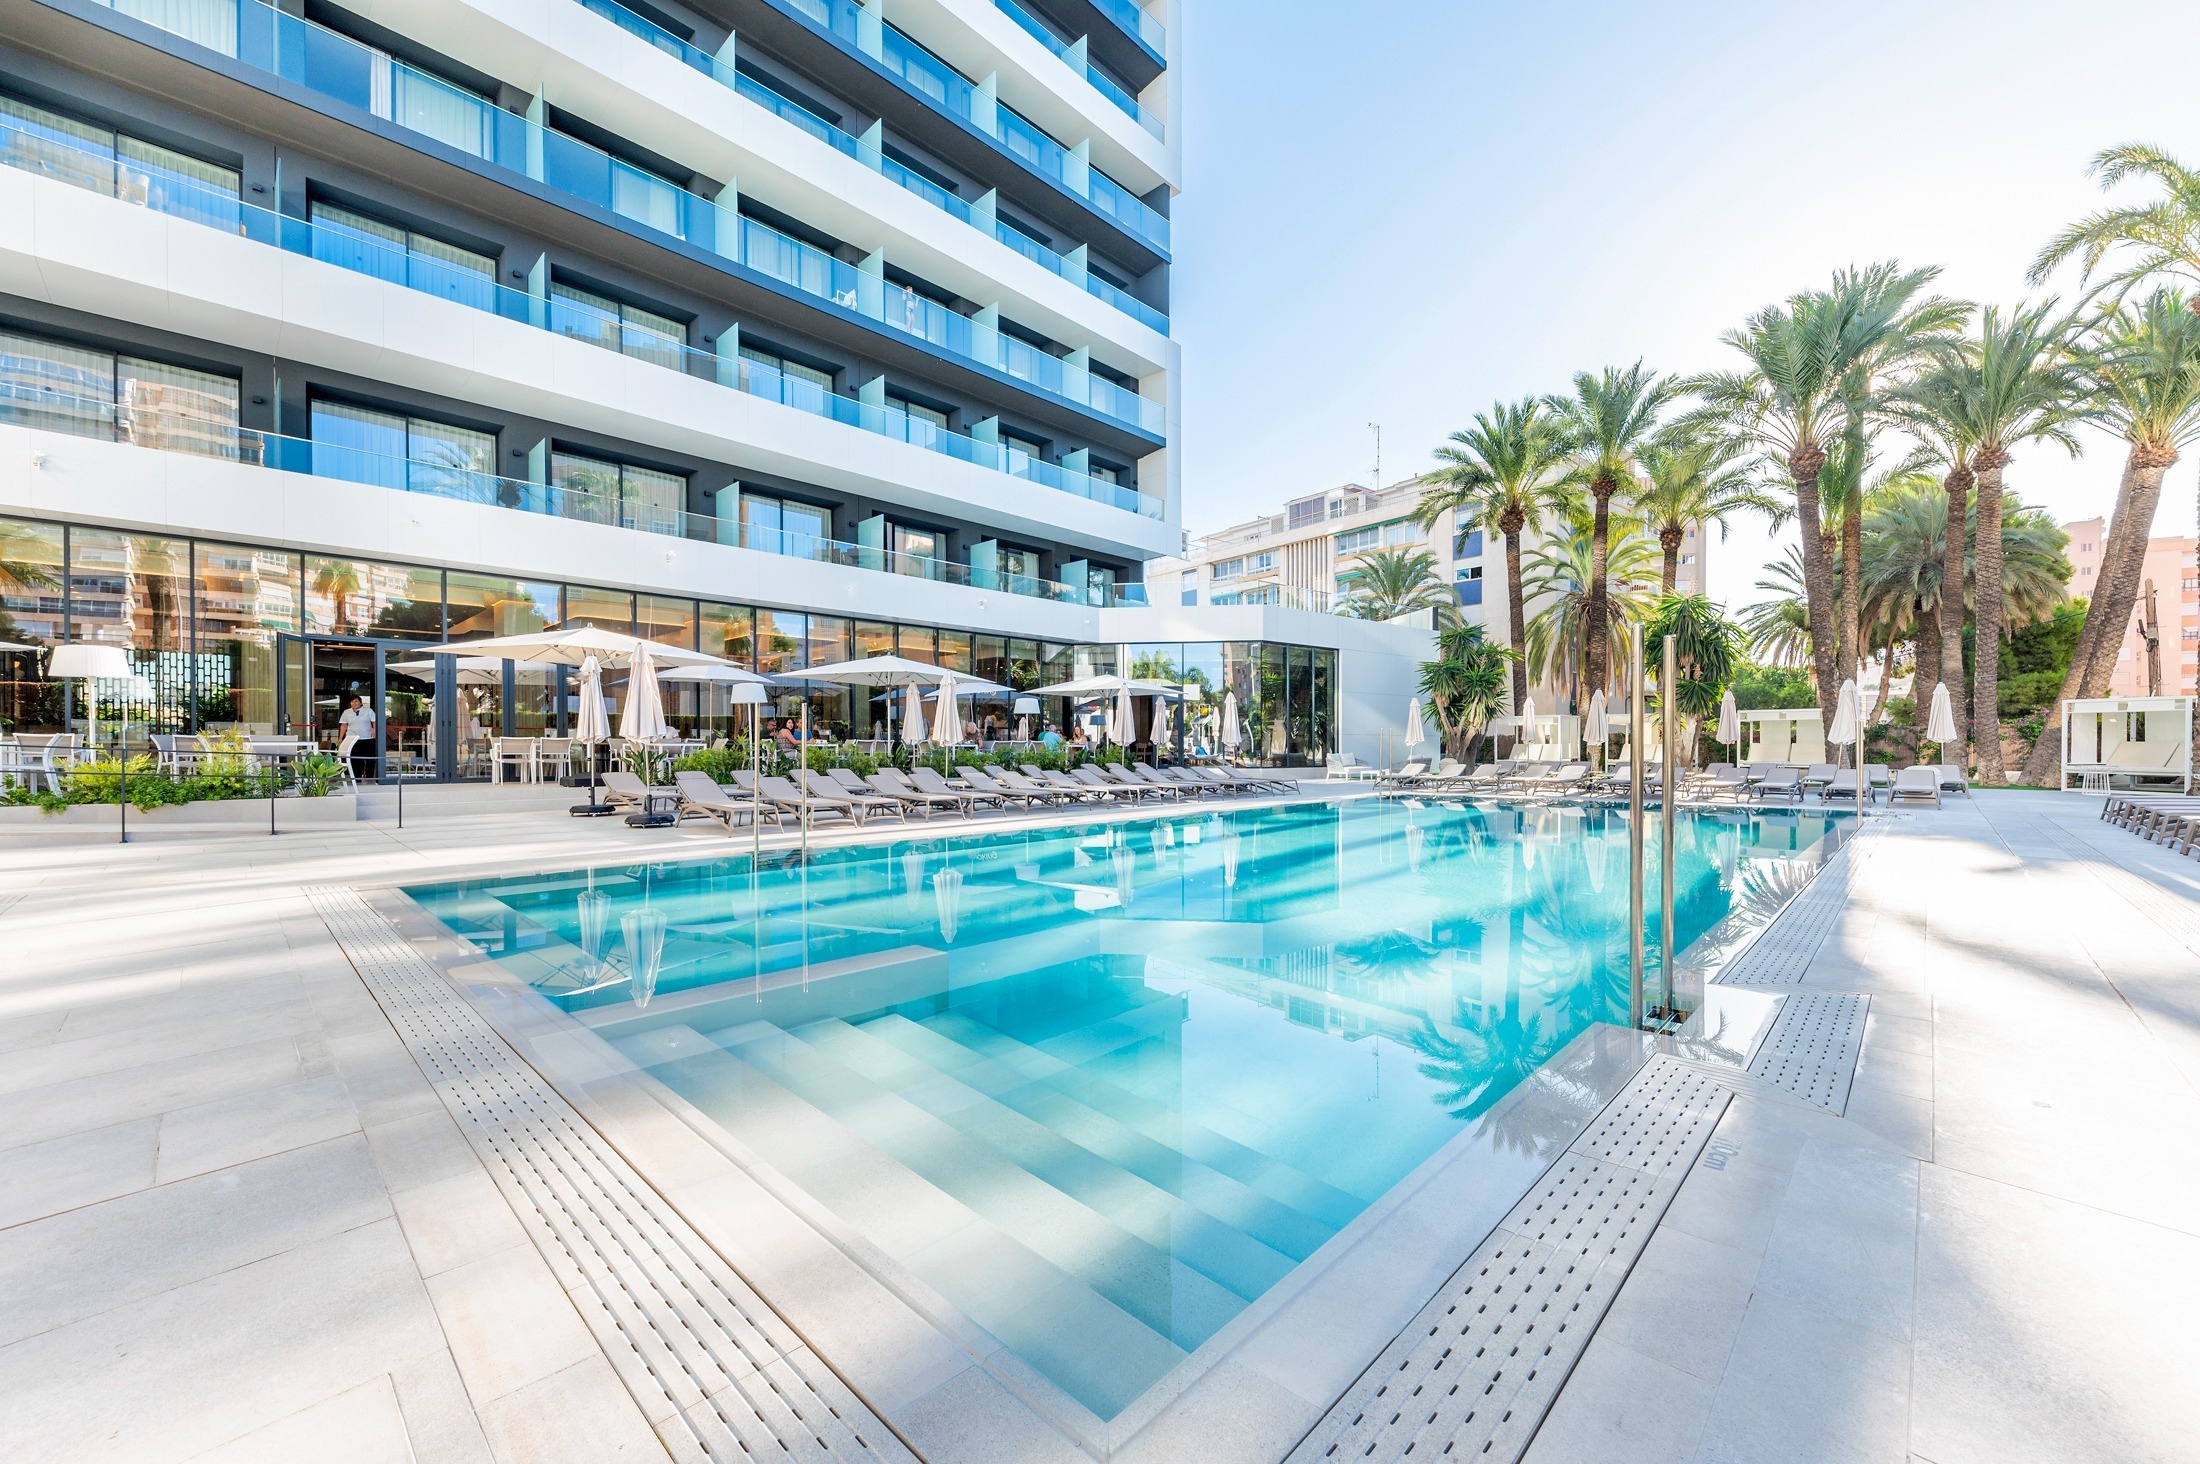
{"left": 1633, "top": 427, "right": 1779, "bottom": 593}
{"left": 1337, "top": 546, "right": 1460, "bottom": 628}
{"left": 2029, "top": 144, "right": 2200, "bottom": 303}
{"left": 1859, "top": 475, "right": 1950, "bottom": 752}
{"left": 1890, "top": 380, "right": 1981, "bottom": 758}
{"left": 1545, "top": 364, "right": 1674, "bottom": 706}
{"left": 1902, "top": 303, "right": 2086, "bottom": 782}
{"left": 1520, "top": 514, "right": 1659, "bottom": 707}
{"left": 1418, "top": 399, "right": 1576, "bottom": 713}
{"left": 1690, "top": 263, "right": 1964, "bottom": 728}
{"left": 1739, "top": 547, "right": 1813, "bottom": 668}
{"left": 2021, "top": 290, "right": 2200, "bottom": 785}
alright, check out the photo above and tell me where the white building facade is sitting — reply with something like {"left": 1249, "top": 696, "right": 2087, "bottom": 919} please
{"left": 0, "top": 0, "right": 1394, "bottom": 771}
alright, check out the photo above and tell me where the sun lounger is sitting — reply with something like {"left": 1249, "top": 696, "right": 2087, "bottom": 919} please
{"left": 1694, "top": 765, "right": 1751, "bottom": 800}
{"left": 800, "top": 769, "right": 907, "bottom": 822}
{"left": 1028, "top": 766, "right": 1119, "bottom": 801}
{"left": 1937, "top": 764, "right": 1970, "bottom": 794}
{"left": 599, "top": 770, "right": 667, "bottom": 812}
{"left": 1825, "top": 768, "right": 1877, "bottom": 803}
{"left": 1889, "top": 766, "right": 1941, "bottom": 807}
{"left": 1800, "top": 763, "right": 1837, "bottom": 796}
{"left": 1746, "top": 766, "right": 1804, "bottom": 803}
{"left": 1154, "top": 767, "right": 1231, "bottom": 797}
{"left": 1190, "top": 764, "right": 1289, "bottom": 794}
{"left": 910, "top": 765, "right": 1002, "bottom": 811}
{"left": 958, "top": 765, "right": 1060, "bottom": 807}
{"left": 758, "top": 773, "right": 862, "bottom": 827}
{"left": 1376, "top": 759, "right": 1430, "bottom": 788}
{"left": 1130, "top": 764, "right": 1207, "bottom": 799}
{"left": 1061, "top": 765, "right": 1154, "bottom": 800}
{"left": 868, "top": 767, "right": 975, "bottom": 818}
{"left": 1507, "top": 761, "right": 1590, "bottom": 793}
{"left": 674, "top": 771, "right": 778, "bottom": 834}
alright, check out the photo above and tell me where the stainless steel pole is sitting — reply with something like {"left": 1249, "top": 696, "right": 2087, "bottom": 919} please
{"left": 1660, "top": 633, "right": 1679, "bottom": 1021}
{"left": 799, "top": 701, "right": 811, "bottom": 862}
{"left": 1628, "top": 623, "right": 1646, "bottom": 1030}
{"left": 1856, "top": 659, "right": 1867, "bottom": 821}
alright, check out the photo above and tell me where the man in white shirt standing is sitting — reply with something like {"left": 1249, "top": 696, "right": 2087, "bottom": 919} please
{"left": 336, "top": 695, "right": 376, "bottom": 781}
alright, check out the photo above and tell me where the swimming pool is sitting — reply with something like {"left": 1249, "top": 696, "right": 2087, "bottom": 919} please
{"left": 408, "top": 799, "right": 1847, "bottom": 1421}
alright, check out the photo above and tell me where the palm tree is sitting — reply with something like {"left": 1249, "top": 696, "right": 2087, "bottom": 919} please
{"left": 1690, "top": 263, "right": 1965, "bottom": 728}
{"left": 1641, "top": 593, "right": 1744, "bottom": 762}
{"left": 1545, "top": 364, "right": 1674, "bottom": 707}
{"left": 1739, "top": 548, "right": 1813, "bottom": 668}
{"left": 310, "top": 557, "right": 364, "bottom": 636}
{"left": 2029, "top": 144, "right": 2200, "bottom": 303}
{"left": 1859, "top": 475, "right": 1949, "bottom": 752}
{"left": 2021, "top": 290, "right": 2200, "bottom": 785}
{"left": 1634, "top": 427, "right": 1779, "bottom": 592}
{"left": 1889, "top": 379, "right": 1981, "bottom": 760}
{"left": 1902, "top": 303, "right": 2086, "bottom": 782}
{"left": 1337, "top": 546, "right": 1459, "bottom": 628}
{"left": 1417, "top": 624, "right": 1514, "bottom": 765}
{"left": 1418, "top": 399, "right": 1575, "bottom": 712}
{"left": 1520, "top": 514, "right": 1659, "bottom": 707}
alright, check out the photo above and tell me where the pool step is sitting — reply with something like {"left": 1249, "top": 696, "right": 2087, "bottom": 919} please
{"left": 791, "top": 1016, "right": 1301, "bottom": 1300}
{"left": 625, "top": 1027, "right": 1186, "bottom": 1421}
{"left": 858, "top": 1013, "right": 1339, "bottom": 1261}
{"left": 703, "top": 1019, "right": 1247, "bottom": 1355}
{"left": 920, "top": 1011, "right": 1368, "bottom": 1230}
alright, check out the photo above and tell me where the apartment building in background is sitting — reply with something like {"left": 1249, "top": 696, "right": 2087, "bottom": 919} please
{"left": 1152, "top": 474, "right": 1707, "bottom": 708}
{"left": 2064, "top": 519, "right": 2200, "bottom": 697}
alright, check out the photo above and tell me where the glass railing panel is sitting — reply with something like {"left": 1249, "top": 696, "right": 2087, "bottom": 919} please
{"left": 996, "top": 107, "right": 1068, "bottom": 187}
{"left": 732, "top": 73, "right": 856, "bottom": 159}
{"left": 878, "top": 26, "right": 975, "bottom": 122}
{"left": 1084, "top": 273, "right": 1166, "bottom": 332}
{"left": 1092, "top": 0, "right": 1163, "bottom": 54}
{"left": 0, "top": 110, "right": 1166, "bottom": 517}
{"left": 878, "top": 156, "right": 970, "bottom": 223}
{"left": 112, "top": 0, "right": 241, "bottom": 54}
{"left": 997, "top": 334, "right": 1066, "bottom": 395}
{"left": 991, "top": 0, "right": 1161, "bottom": 138}
{"left": 1088, "top": 167, "right": 1168, "bottom": 250}
{"left": 993, "top": 0, "right": 1067, "bottom": 58}
{"left": 1080, "top": 65, "right": 1162, "bottom": 138}
{"left": 1087, "top": 375, "right": 1160, "bottom": 433}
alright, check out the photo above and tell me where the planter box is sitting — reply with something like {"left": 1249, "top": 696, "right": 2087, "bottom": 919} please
{"left": 0, "top": 794, "right": 357, "bottom": 838}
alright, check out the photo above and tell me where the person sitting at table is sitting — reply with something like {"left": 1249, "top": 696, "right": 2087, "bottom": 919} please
{"left": 1040, "top": 724, "right": 1065, "bottom": 751}
{"left": 774, "top": 719, "right": 800, "bottom": 754}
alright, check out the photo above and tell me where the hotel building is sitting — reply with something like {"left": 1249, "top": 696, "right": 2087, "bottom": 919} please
{"left": 2063, "top": 518, "right": 2199, "bottom": 698}
{"left": 0, "top": 0, "right": 1403, "bottom": 772}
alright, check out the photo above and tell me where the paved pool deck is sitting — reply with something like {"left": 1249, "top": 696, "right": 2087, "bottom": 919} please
{"left": 0, "top": 789, "right": 2194, "bottom": 1462}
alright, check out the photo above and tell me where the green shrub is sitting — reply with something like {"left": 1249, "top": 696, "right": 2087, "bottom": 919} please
{"left": 1729, "top": 662, "right": 1817, "bottom": 710}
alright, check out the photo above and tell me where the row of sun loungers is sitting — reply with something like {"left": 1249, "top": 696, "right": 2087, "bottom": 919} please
{"left": 1375, "top": 758, "right": 1958, "bottom": 807}
{"left": 2099, "top": 793, "right": 2200, "bottom": 856}
{"left": 600, "top": 760, "right": 1301, "bottom": 835}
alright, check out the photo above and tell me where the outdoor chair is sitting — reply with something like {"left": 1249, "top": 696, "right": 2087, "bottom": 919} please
{"left": 800, "top": 769, "right": 906, "bottom": 823}
{"left": 759, "top": 773, "right": 863, "bottom": 827}
{"left": 1825, "top": 768, "right": 1877, "bottom": 804}
{"left": 1063, "top": 766, "right": 1151, "bottom": 800}
{"left": 908, "top": 765, "right": 1002, "bottom": 812}
{"left": 866, "top": 768, "right": 974, "bottom": 818}
{"left": 1746, "top": 766, "right": 1804, "bottom": 803}
{"left": 1889, "top": 766, "right": 1942, "bottom": 807}
{"left": 675, "top": 771, "right": 778, "bottom": 834}
{"left": 598, "top": 770, "right": 662, "bottom": 812}
{"left": 957, "top": 765, "right": 1057, "bottom": 808}
{"left": 1937, "top": 764, "right": 1971, "bottom": 794}
{"left": 1376, "top": 759, "right": 1430, "bottom": 788}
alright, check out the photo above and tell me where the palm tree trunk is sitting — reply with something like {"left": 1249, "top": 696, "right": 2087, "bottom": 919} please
{"left": 1937, "top": 465, "right": 1973, "bottom": 769}
{"left": 1659, "top": 526, "right": 1682, "bottom": 594}
{"left": 2020, "top": 443, "right": 2176, "bottom": 787}
{"left": 1971, "top": 446, "right": 2011, "bottom": 785}
{"left": 1503, "top": 528, "right": 1529, "bottom": 714}
{"left": 1912, "top": 605, "right": 1940, "bottom": 759}
{"left": 1583, "top": 481, "right": 1614, "bottom": 703}
{"left": 1790, "top": 453, "right": 1843, "bottom": 727}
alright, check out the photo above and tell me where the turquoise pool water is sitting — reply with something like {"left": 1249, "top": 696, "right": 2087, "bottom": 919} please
{"left": 408, "top": 799, "right": 1846, "bottom": 1419}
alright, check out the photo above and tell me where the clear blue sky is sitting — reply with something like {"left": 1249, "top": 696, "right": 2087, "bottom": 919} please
{"left": 1170, "top": 0, "right": 2200, "bottom": 604}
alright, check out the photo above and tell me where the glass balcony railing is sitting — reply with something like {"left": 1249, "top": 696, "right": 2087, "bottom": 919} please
{"left": 72, "top": 0, "right": 1167, "bottom": 430}
{"left": 1092, "top": 0, "right": 1164, "bottom": 56}
{"left": 0, "top": 380, "right": 1151, "bottom": 604}
{"left": 992, "top": 0, "right": 1163, "bottom": 139}
{"left": 0, "top": 111, "right": 1163, "bottom": 517}
{"left": 779, "top": 0, "right": 1170, "bottom": 254}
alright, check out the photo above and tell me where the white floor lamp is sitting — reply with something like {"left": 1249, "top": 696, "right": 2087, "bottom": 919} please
{"left": 47, "top": 643, "right": 133, "bottom": 844}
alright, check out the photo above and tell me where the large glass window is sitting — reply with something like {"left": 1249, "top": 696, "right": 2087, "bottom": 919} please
{"left": 308, "top": 201, "right": 495, "bottom": 309}
{"left": 551, "top": 450, "right": 685, "bottom": 535}
{"left": 700, "top": 602, "right": 754, "bottom": 666}
{"left": 193, "top": 542, "right": 298, "bottom": 732}
{"left": 936, "top": 628, "right": 973, "bottom": 673}
{"left": 446, "top": 574, "right": 557, "bottom": 639}
{"left": 739, "top": 492, "right": 833, "bottom": 558}
{"left": 637, "top": 593, "right": 697, "bottom": 648}
{"left": 0, "top": 517, "right": 64, "bottom": 734}
{"left": 0, "top": 329, "right": 241, "bottom": 459}
{"left": 549, "top": 281, "right": 686, "bottom": 369}
{"left": 311, "top": 398, "right": 496, "bottom": 501}
{"left": 563, "top": 585, "right": 634, "bottom": 633}
{"left": 303, "top": 557, "right": 442, "bottom": 640}
{"left": 891, "top": 523, "right": 942, "bottom": 577}
{"left": 0, "top": 91, "right": 240, "bottom": 229}
{"left": 895, "top": 625, "right": 936, "bottom": 664}
{"left": 757, "top": 610, "right": 806, "bottom": 677}
{"left": 67, "top": 528, "right": 191, "bottom": 740}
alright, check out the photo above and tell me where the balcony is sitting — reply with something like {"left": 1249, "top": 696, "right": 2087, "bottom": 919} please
{"left": 991, "top": 0, "right": 1163, "bottom": 139}
{"left": 0, "top": 109, "right": 1164, "bottom": 517}
{"left": 63, "top": 0, "right": 1165, "bottom": 436}
{"left": 779, "top": 0, "right": 1171, "bottom": 256}
{"left": 0, "top": 379, "right": 1153, "bottom": 605}
{"left": 572, "top": 0, "right": 1167, "bottom": 335}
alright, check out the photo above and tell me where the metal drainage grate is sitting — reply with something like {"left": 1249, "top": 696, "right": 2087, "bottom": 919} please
{"left": 1284, "top": 1057, "right": 1730, "bottom": 1464}
{"left": 1746, "top": 992, "right": 1870, "bottom": 1113}
{"left": 307, "top": 887, "right": 918, "bottom": 1464}
{"left": 1716, "top": 821, "right": 1892, "bottom": 987}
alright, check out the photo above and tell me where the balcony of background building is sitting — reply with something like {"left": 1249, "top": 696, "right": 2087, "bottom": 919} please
{"left": 0, "top": 107, "right": 1164, "bottom": 516}
{"left": 51, "top": 0, "right": 1167, "bottom": 437}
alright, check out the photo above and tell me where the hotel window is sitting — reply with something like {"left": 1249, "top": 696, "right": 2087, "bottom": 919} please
{"left": 549, "top": 281, "right": 685, "bottom": 370}
{"left": 309, "top": 200, "right": 494, "bottom": 308}
{"left": 890, "top": 523, "right": 944, "bottom": 577}
{"left": 0, "top": 91, "right": 240, "bottom": 229}
{"left": 739, "top": 344, "right": 834, "bottom": 411}
{"left": 0, "top": 329, "right": 241, "bottom": 458}
{"left": 1335, "top": 525, "right": 1379, "bottom": 555}
{"left": 550, "top": 450, "right": 685, "bottom": 535}
{"left": 1453, "top": 528, "right": 1484, "bottom": 559}
{"left": 1210, "top": 557, "right": 1243, "bottom": 580}
{"left": 1001, "top": 429, "right": 1049, "bottom": 466}
{"left": 310, "top": 399, "right": 495, "bottom": 497}
{"left": 739, "top": 492, "right": 832, "bottom": 558}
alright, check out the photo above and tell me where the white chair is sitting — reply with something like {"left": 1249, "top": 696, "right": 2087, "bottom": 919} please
{"left": 491, "top": 737, "right": 533, "bottom": 784}
{"left": 1890, "top": 766, "right": 1942, "bottom": 807}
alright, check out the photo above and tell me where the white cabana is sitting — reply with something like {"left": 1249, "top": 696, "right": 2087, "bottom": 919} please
{"left": 1736, "top": 707, "right": 1826, "bottom": 765}
{"left": 2060, "top": 695, "right": 2194, "bottom": 792}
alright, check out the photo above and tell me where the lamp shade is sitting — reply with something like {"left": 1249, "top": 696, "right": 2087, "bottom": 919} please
{"left": 726, "top": 682, "right": 769, "bottom": 706}
{"left": 46, "top": 643, "right": 131, "bottom": 681}
{"left": 1012, "top": 696, "right": 1040, "bottom": 716}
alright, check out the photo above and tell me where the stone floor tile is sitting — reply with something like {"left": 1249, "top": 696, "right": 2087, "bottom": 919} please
{"left": 391, "top": 1168, "right": 532, "bottom": 1279}
{"left": 423, "top": 1243, "right": 601, "bottom": 1406}
{"left": 473, "top": 1355, "right": 670, "bottom": 1464}
{"left": 390, "top": 1349, "right": 497, "bottom": 1464}
{"left": 0, "top": 1117, "right": 159, "bottom": 1231}
{"left": 891, "top": 1363, "right": 1090, "bottom": 1464}
{"left": 154, "top": 1071, "right": 361, "bottom": 1184}
{"left": 364, "top": 1108, "right": 482, "bottom": 1195}
{"left": 1842, "top": 1084, "right": 1933, "bottom": 1161}
{"left": 1591, "top": 1226, "right": 1760, "bottom": 1383}
{"left": 1754, "top": 1136, "right": 1919, "bottom": 1344}
{"left": 1693, "top": 1290, "right": 1911, "bottom": 1464}
{"left": 1519, "top": 1338, "right": 1713, "bottom": 1464}
{"left": 187, "top": 1373, "right": 413, "bottom": 1464}
{"left": 0, "top": 1035, "right": 305, "bottom": 1152}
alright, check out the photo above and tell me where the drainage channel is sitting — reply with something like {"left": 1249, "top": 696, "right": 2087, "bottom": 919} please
{"left": 308, "top": 885, "right": 920, "bottom": 1464}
